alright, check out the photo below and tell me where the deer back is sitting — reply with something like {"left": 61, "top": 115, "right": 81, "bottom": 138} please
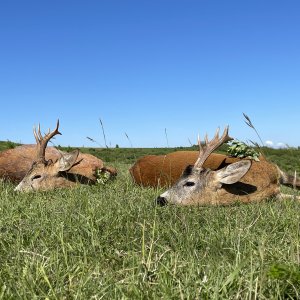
{"left": 130, "top": 151, "right": 265, "bottom": 187}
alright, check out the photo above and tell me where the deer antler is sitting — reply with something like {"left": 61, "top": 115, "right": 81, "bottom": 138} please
{"left": 194, "top": 126, "right": 233, "bottom": 168}
{"left": 33, "top": 120, "right": 61, "bottom": 163}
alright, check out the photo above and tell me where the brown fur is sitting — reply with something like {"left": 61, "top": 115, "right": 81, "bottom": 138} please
{"left": 130, "top": 151, "right": 269, "bottom": 187}
{"left": 195, "top": 159, "right": 281, "bottom": 206}
{"left": 131, "top": 151, "right": 300, "bottom": 205}
{"left": 0, "top": 144, "right": 116, "bottom": 184}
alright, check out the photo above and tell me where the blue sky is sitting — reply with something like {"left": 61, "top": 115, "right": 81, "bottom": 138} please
{"left": 1, "top": 1, "right": 300, "bottom": 148}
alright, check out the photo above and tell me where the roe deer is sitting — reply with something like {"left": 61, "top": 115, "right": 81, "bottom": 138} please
{"left": 153, "top": 127, "right": 300, "bottom": 205}
{"left": 13, "top": 120, "right": 116, "bottom": 192}
{"left": 129, "top": 151, "right": 257, "bottom": 187}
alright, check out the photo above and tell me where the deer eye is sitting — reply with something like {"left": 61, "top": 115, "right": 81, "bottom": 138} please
{"left": 184, "top": 181, "right": 195, "bottom": 187}
{"left": 32, "top": 175, "right": 42, "bottom": 181}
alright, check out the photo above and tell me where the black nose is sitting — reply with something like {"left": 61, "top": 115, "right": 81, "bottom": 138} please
{"left": 156, "top": 196, "right": 167, "bottom": 206}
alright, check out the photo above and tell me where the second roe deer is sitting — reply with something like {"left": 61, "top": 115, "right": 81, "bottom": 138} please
{"left": 13, "top": 120, "right": 116, "bottom": 192}
{"left": 152, "top": 127, "right": 300, "bottom": 205}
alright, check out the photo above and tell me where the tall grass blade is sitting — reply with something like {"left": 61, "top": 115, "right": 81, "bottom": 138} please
{"left": 99, "top": 118, "right": 108, "bottom": 148}
{"left": 125, "top": 132, "right": 133, "bottom": 148}
{"left": 86, "top": 136, "right": 102, "bottom": 147}
{"left": 165, "top": 128, "right": 169, "bottom": 148}
{"left": 243, "top": 112, "right": 265, "bottom": 148}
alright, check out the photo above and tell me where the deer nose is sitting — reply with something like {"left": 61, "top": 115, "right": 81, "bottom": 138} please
{"left": 156, "top": 196, "right": 167, "bottom": 206}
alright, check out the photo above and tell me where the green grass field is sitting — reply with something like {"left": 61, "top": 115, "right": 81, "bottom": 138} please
{"left": 0, "top": 142, "right": 300, "bottom": 299}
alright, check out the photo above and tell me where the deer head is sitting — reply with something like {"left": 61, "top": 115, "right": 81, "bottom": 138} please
{"left": 14, "top": 120, "right": 80, "bottom": 192}
{"left": 156, "top": 127, "right": 252, "bottom": 205}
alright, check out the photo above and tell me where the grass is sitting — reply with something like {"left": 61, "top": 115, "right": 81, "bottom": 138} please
{"left": 0, "top": 141, "right": 21, "bottom": 152}
{"left": 0, "top": 143, "right": 300, "bottom": 298}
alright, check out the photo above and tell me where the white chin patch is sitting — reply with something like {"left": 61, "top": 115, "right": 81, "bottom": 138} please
{"left": 159, "top": 191, "right": 169, "bottom": 198}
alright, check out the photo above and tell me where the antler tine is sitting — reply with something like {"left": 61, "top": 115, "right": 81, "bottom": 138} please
{"left": 205, "top": 133, "right": 209, "bottom": 145}
{"left": 37, "top": 124, "right": 43, "bottom": 141}
{"left": 194, "top": 126, "right": 233, "bottom": 168}
{"left": 33, "top": 125, "right": 39, "bottom": 143}
{"left": 197, "top": 134, "right": 202, "bottom": 150}
{"left": 42, "top": 119, "right": 61, "bottom": 140}
{"left": 214, "top": 127, "right": 220, "bottom": 139}
{"left": 35, "top": 119, "right": 62, "bottom": 163}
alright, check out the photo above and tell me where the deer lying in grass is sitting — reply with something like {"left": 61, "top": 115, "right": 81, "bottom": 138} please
{"left": 129, "top": 151, "right": 247, "bottom": 187}
{"left": 0, "top": 121, "right": 116, "bottom": 192}
{"left": 131, "top": 127, "right": 300, "bottom": 205}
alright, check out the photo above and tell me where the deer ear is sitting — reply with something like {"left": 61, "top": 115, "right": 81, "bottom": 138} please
{"left": 215, "top": 160, "right": 251, "bottom": 185}
{"left": 55, "top": 149, "right": 79, "bottom": 172}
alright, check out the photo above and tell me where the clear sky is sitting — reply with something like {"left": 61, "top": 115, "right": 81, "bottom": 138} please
{"left": 1, "top": 1, "right": 300, "bottom": 148}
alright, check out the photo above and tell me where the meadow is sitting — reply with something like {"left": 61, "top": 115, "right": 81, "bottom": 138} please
{"left": 0, "top": 142, "right": 300, "bottom": 299}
